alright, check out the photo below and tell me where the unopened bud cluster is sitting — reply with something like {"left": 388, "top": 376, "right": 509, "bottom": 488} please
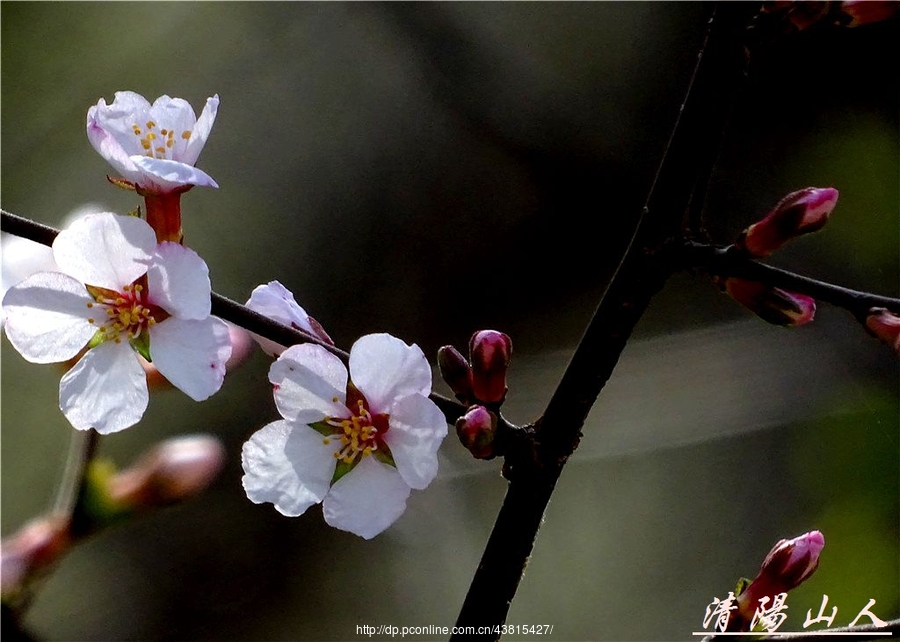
{"left": 723, "top": 187, "right": 839, "bottom": 327}
{"left": 438, "top": 330, "right": 513, "bottom": 459}
{"left": 438, "top": 330, "right": 512, "bottom": 407}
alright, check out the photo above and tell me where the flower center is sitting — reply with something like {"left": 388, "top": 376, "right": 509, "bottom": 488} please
{"left": 85, "top": 281, "right": 162, "bottom": 344}
{"left": 324, "top": 399, "right": 388, "bottom": 465}
{"left": 131, "top": 119, "right": 192, "bottom": 160}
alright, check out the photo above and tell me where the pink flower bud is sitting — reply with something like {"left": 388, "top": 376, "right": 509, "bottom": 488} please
{"left": 1, "top": 515, "right": 72, "bottom": 599}
{"left": 469, "top": 330, "right": 512, "bottom": 404}
{"left": 455, "top": 405, "right": 498, "bottom": 460}
{"left": 721, "top": 278, "right": 816, "bottom": 326}
{"left": 110, "top": 435, "right": 226, "bottom": 510}
{"left": 865, "top": 308, "right": 900, "bottom": 353}
{"left": 736, "top": 187, "right": 839, "bottom": 258}
{"left": 438, "top": 345, "right": 474, "bottom": 403}
{"left": 735, "top": 531, "right": 825, "bottom": 627}
{"left": 839, "top": 1, "right": 900, "bottom": 27}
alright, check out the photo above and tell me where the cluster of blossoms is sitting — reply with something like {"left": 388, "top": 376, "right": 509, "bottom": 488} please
{"left": 6, "top": 89, "right": 894, "bottom": 556}
{"left": 2, "top": 91, "right": 450, "bottom": 538}
{"left": 438, "top": 330, "right": 513, "bottom": 460}
{"left": 4, "top": 92, "right": 229, "bottom": 434}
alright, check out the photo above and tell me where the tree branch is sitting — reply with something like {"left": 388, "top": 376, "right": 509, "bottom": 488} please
{"left": 0, "top": 209, "right": 468, "bottom": 424}
{"left": 679, "top": 241, "right": 900, "bottom": 318}
{"left": 452, "top": 4, "right": 762, "bottom": 638}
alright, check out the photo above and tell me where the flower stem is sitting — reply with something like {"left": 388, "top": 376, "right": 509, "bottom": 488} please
{"left": 52, "top": 429, "right": 99, "bottom": 516}
{"left": 141, "top": 191, "right": 185, "bottom": 244}
{"left": 66, "top": 430, "right": 101, "bottom": 538}
{"left": 51, "top": 427, "right": 101, "bottom": 541}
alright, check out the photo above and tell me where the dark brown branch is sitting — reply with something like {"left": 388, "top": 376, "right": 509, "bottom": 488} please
{"left": 1, "top": 210, "right": 60, "bottom": 246}
{"left": 680, "top": 242, "right": 900, "bottom": 317}
{"left": 452, "top": 4, "right": 762, "bottom": 638}
{"left": 0, "top": 209, "right": 467, "bottom": 425}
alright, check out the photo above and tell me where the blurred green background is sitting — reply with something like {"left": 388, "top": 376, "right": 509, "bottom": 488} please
{"left": 1, "top": 3, "right": 897, "bottom": 640}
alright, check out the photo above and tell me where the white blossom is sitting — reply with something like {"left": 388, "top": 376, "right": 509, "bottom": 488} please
{"left": 242, "top": 333, "right": 447, "bottom": 539}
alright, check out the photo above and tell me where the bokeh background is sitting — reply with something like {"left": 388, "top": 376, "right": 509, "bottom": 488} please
{"left": 2, "top": 3, "right": 897, "bottom": 640}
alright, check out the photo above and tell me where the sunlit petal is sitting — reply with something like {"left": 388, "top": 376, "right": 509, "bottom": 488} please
{"left": 270, "top": 344, "right": 348, "bottom": 423}
{"left": 147, "top": 242, "right": 211, "bottom": 319}
{"left": 242, "top": 420, "right": 335, "bottom": 516}
{"left": 3, "top": 272, "right": 96, "bottom": 363}
{"left": 349, "top": 333, "right": 431, "bottom": 413}
{"left": 323, "top": 456, "right": 411, "bottom": 539}
{"left": 150, "top": 317, "right": 231, "bottom": 401}
{"left": 59, "top": 341, "right": 148, "bottom": 434}
{"left": 52, "top": 213, "right": 155, "bottom": 289}
{"left": 383, "top": 394, "right": 447, "bottom": 489}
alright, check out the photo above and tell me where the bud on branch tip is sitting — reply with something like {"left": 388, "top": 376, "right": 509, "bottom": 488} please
{"left": 469, "top": 330, "right": 513, "bottom": 405}
{"left": 736, "top": 187, "right": 838, "bottom": 258}
{"left": 733, "top": 530, "right": 825, "bottom": 631}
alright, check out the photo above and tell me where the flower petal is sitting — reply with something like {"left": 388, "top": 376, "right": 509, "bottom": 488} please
{"left": 130, "top": 157, "right": 218, "bottom": 191}
{"left": 86, "top": 92, "right": 152, "bottom": 176}
{"left": 383, "top": 394, "right": 447, "bottom": 489}
{"left": 52, "top": 213, "right": 155, "bottom": 289}
{"left": 59, "top": 340, "right": 148, "bottom": 434}
{"left": 2, "top": 272, "right": 96, "bottom": 363}
{"left": 322, "top": 456, "right": 411, "bottom": 539}
{"left": 147, "top": 242, "right": 211, "bottom": 319}
{"left": 246, "top": 281, "right": 315, "bottom": 355}
{"left": 149, "top": 317, "right": 231, "bottom": 401}
{"left": 86, "top": 121, "right": 143, "bottom": 183}
{"left": 149, "top": 96, "right": 197, "bottom": 160}
{"left": 270, "top": 344, "right": 348, "bottom": 423}
{"left": 349, "top": 333, "right": 432, "bottom": 413}
{"left": 246, "top": 280, "right": 314, "bottom": 332}
{"left": 242, "top": 420, "right": 335, "bottom": 516}
{"left": 182, "top": 95, "right": 218, "bottom": 167}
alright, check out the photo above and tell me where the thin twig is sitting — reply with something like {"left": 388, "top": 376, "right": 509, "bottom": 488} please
{"left": 53, "top": 429, "right": 99, "bottom": 516}
{"left": 680, "top": 242, "right": 900, "bottom": 317}
{"left": 0, "top": 209, "right": 468, "bottom": 425}
{"left": 67, "top": 430, "right": 100, "bottom": 538}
